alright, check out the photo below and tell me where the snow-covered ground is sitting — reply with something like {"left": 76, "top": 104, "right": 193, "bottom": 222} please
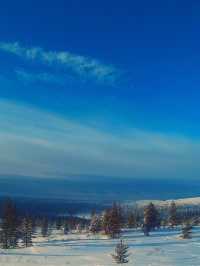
{"left": 135, "top": 197, "right": 200, "bottom": 208}
{"left": 0, "top": 227, "right": 200, "bottom": 266}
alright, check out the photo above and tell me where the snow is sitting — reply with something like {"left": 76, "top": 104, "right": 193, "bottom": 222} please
{"left": 1, "top": 227, "right": 200, "bottom": 265}
{"left": 134, "top": 197, "right": 200, "bottom": 208}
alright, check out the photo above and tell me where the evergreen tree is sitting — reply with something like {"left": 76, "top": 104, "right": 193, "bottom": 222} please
{"left": 56, "top": 217, "right": 62, "bottom": 230}
{"left": 169, "top": 201, "right": 179, "bottom": 227}
{"left": 1, "top": 198, "right": 18, "bottom": 249}
{"left": 181, "top": 222, "right": 192, "bottom": 239}
{"left": 102, "top": 209, "right": 111, "bottom": 235}
{"left": 143, "top": 202, "right": 159, "bottom": 236}
{"left": 112, "top": 239, "right": 130, "bottom": 264}
{"left": 41, "top": 217, "right": 49, "bottom": 237}
{"left": 21, "top": 216, "right": 33, "bottom": 247}
{"left": 102, "top": 203, "right": 122, "bottom": 238}
{"left": 89, "top": 214, "right": 102, "bottom": 234}
{"left": 63, "top": 220, "right": 69, "bottom": 235}
{"left": 127, "top": 212, "right": 136, "bottom": 228}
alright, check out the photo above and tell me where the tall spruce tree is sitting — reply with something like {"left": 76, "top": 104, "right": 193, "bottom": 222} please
{"left": 169, "top": 201, "right": 179, "bottom": 227}
{"left": 1, "top": 198, "right": 18, "bottom": 249}
{"left": 103, "top": 203, "right": 122, "bottom": 238}
{"left": 21, "top": 216, "right": 33, "bottom": 247}
{"left": 143, "top": 202, "right": 159, "bottom": 236}
{"left": 112, "top": 239, "right": 130, "bottom": 264}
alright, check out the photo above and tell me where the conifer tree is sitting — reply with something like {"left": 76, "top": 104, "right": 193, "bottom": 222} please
{"left": 143, "top": 202, "right": 159, "bottom": 236}
{"left": 1, "top": 198, "right": 18, "bottom": 249}
{"left": 127, "top": 212, "right": 136, "bottom": 228}
{"left": 41, "top": 217, "right": 49, "bottom": 237}
{"left": 102, "top": 203, "right": 122, "bottom": 238}
{"left": 64, "top": 220, "right": 69, "bottom": 235}
{"left": 56, "top": 217, "right": 62, "bottom": 230}
{"left": 89, "top": 214, "right": 102, "bottom": 234}
{"left": 112, "top": 239, "right": 130, "bottom": 264}
{"left": 21, "top": 216, "right": 33, "bottom": 247}
{"left": 169, "top": 201, "right": 179, "bottom": 227}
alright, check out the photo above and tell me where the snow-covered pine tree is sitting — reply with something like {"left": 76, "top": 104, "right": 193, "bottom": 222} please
{"left": 169, "top": 201, "right": 179, "bottom": 227}
{"left": 1, "top": 198, "right": 19, "bottom": 249}
{"left": 143, "top": 202, "right": 159, "bottom": 236}
{"left": 89, "top": 214, "right": 102, "bottom": 234}
{"left": 21, "top": 216, "right": 33, "bottom": 247}
{"left": 181, "top": 222, "right": 192, "bottom": 239}
{"left": 112, "top": 239, "right": 130, "bottom": 264}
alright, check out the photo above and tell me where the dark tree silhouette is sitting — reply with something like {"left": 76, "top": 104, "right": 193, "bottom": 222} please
{"left": 1, "top": 198, "right": 18, "bottom": 249}
{"left": 143, "top": 202, "right": 159, "bottom": 236}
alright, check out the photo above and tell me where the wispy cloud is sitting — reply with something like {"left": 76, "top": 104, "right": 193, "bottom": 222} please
{"left": 0, "top": 99, "right": 200, "bottom": 179}
{"left": 0, "top": 42, "right": 119, "bottom": 84}
{"left": 15, "top": 69, "right": 66, "bottom": 86}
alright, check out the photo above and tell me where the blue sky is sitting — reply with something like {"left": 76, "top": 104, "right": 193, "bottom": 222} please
{"left": 0, "top": 0, "right": 200, "bottom": 181}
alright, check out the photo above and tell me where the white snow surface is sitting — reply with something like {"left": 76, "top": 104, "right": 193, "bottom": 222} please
{"left": 134, "top": 197, "right": 200, "bottom": 208}
{"left": 1, "top": 227, "right": 200, "bottom": 266}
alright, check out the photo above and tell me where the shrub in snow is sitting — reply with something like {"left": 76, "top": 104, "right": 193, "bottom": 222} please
{"left": 112, "top": 239, "right": 130, "bottom": 264}
{"left": 181, "top": 222, "right": 192, "bottom": 239}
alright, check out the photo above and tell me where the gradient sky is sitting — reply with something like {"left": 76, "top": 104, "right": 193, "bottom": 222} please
{"left": 0, "top": 0, "right": 200, "bottom": 181}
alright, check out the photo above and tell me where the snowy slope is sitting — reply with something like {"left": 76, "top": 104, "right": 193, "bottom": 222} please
{"left": 1, "top": 227, "right": 200, "bottom": 266}
{"left": 134, "top": 197, "right": 200, "bottom": 208}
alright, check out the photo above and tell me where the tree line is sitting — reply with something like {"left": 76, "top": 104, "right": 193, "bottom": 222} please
{"left": 0, "top": 198, "right": 196, "bottom": 249}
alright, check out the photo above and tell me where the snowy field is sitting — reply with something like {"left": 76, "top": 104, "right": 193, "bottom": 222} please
{"left": 0, "top": 227, "right": 200, "bottom": 266}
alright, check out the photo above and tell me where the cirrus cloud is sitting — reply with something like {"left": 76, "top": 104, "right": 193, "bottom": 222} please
{"left": 0, "top": 42, "right": 119, "bottom": 85}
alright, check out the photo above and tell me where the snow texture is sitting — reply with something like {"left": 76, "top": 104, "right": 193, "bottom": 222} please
{"left": 0, "top": 226, "right": 200, "bottom": 265}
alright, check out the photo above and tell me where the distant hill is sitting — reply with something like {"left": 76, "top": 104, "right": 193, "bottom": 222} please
{"left": 134, "top": 197, "right": 200, "bottom": 208}
{"left": 0, "top": 175, "right": 200, "bottom": 203}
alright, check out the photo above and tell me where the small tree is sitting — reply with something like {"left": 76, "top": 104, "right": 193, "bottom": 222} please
{"left": 21, "top": 216, "right": 33, "bottom": 247}
{"left": 112, "top": 239, "right": 130, "bottom": 264}
{"left": 89, "top": 214, "right": 102, "bottom": 234}
{"left": 127, "top": 212, "right": 136, "bottom": 229}
{"left": 56, "top": 218, "right": 62, "bottom": 230}
{"left": 41, "top": 217, "right": 49, "bottom": 237}
{"left": 63, "top": 220, "right": 69, "bottom": 235}
{"left": 169, "top": 201, "right": 179, "bottom": 227}
{"left": 143, "top": 202, "right": 159, "bottom": 236}
{"left": 181, "top": 222, "right": 192, "bottom": 239}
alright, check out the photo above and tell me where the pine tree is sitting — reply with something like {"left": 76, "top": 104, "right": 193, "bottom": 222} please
{"left": 41, "top": 217, "right": 49, "bottom": 237}
{"left": 102, "top": 209, "right": 111, "bottom": 235}
{"left": 181, "top": 222, "right": 192, "bottom": 239}
{"left": 56, "top": 217, "right": 62, "bottom": 230}
{"left": 143, "top": 202, "right": 159, "bottom": 236}
{"left": 127, "top": 212, "right": 136, "bottom": 228}
{"left": 21, "top": 216, "right": 33, "bottom": 247}
{"left": 112, "top": 239, "right": 130, "bottom": 264}
{"left": 63, "top": 220, "right": 69, "bottom": 235}
{"left": 1, "top": 198, "right": 18, "bottom": 249}
{"left": 169, "top": 201, "right": 179, "bottom": 227}
{"left": 89, "top": 214, "right": 102, "bottom": 234}
{"left": 102, "top": 203, "right": 122, "bottom": 238}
